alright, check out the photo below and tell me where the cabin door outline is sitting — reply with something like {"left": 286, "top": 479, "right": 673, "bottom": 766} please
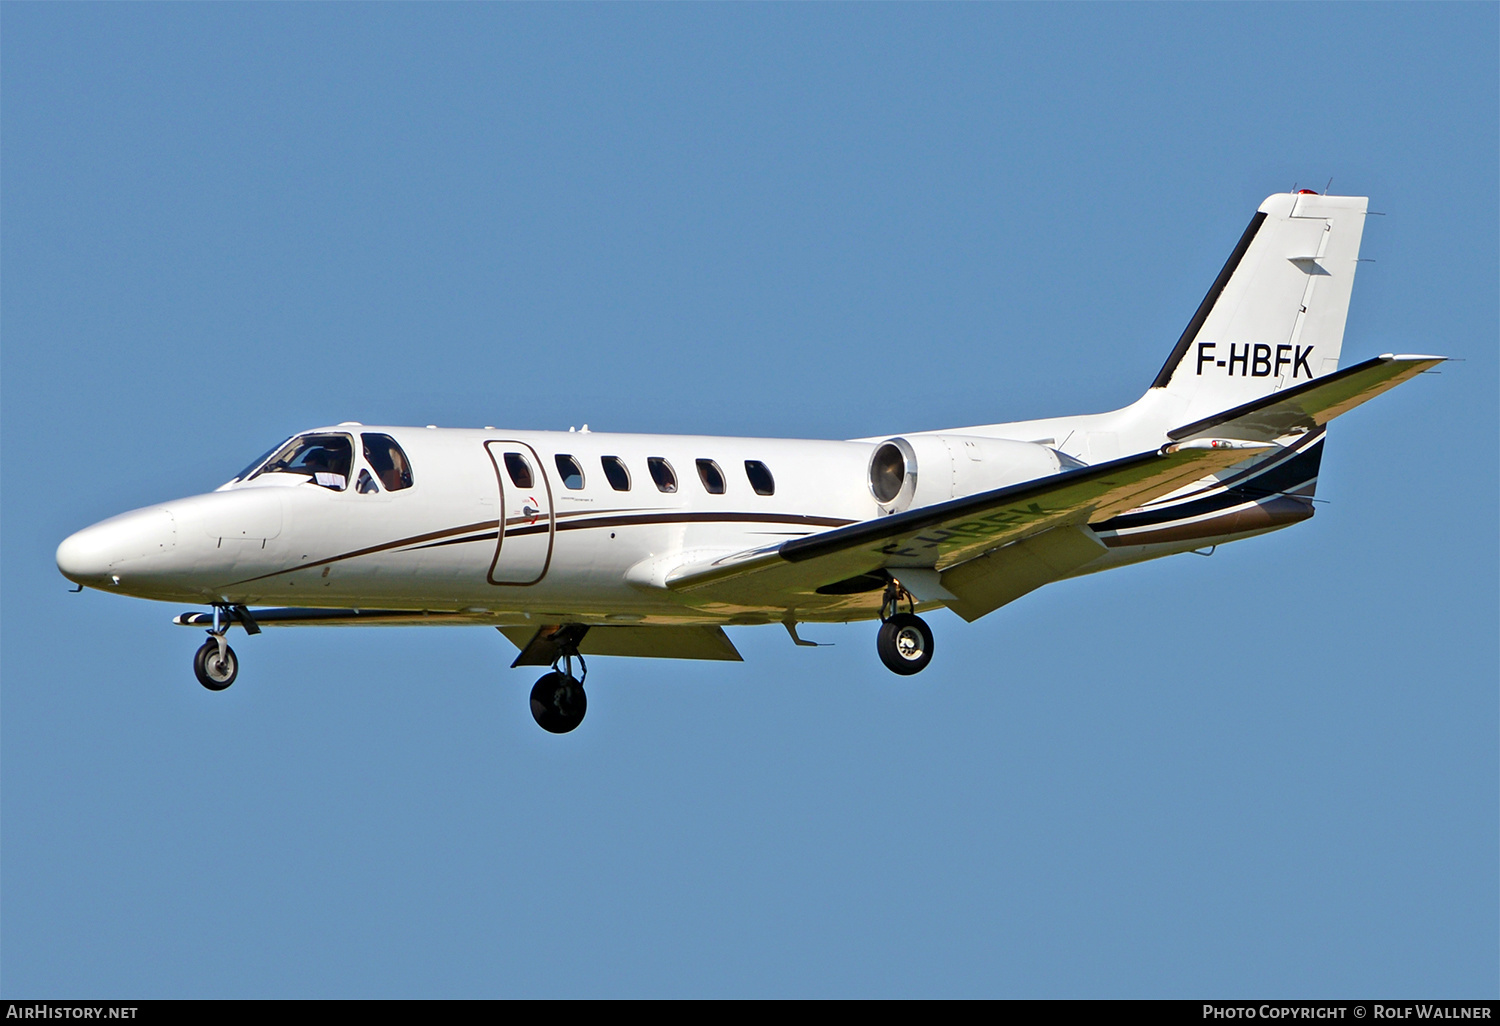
{"left": 484, "top": 441, "right": 556, "bottom": 586}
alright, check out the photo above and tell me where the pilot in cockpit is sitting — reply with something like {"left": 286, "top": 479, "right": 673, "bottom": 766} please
{"left": 302, "top": 448, "right": 347, "bottom": 491}
{"left": 236, "top": 433, "right": 361, "bottom": 491}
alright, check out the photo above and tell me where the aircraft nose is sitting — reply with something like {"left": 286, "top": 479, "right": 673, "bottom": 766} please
{"left": 57, "top": 507, "right": 176, "bottom": 587}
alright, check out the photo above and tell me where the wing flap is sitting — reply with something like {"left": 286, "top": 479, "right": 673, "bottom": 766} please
{"left": 941, "top": 525, "right": 1108, "bottom": 623}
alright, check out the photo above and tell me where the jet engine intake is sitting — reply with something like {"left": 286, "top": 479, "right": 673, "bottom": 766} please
{"left": 869, "top": 434, "right": 1068, "bottom": 514}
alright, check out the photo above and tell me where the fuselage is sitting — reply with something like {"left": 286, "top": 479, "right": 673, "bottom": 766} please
{"left": 57, "top": 426, "right": 892, "bottom": 624}
{"left": 55, "top": 418, "right": 1318, "bottom": 627}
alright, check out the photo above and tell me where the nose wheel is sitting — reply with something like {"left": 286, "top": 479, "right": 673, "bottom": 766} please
{"left": 190, "top": 603, "right": 251, "bottom": 691}
{"left": 193, "top": 636, "right": 238, "bottom": 690}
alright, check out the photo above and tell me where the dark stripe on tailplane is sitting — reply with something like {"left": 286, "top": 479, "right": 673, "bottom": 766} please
{"left": 1150, "top": 210, "right": 1268, "bottom": 390}
{"left": 1231, "top": 435, "right": 1323, "bottom": 498}
{"left": 1099, "top": 495, "right": 1314, "bottom": 548}
{"left": 1094, "top": 438, "right": 1323, "bottom": 532}
{"left": 1134, "top": 428, "right": 1323, "bottom": 509}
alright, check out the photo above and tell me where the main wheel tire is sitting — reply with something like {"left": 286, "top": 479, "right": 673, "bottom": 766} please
{"left": 877, "top": 613, "right": 934, "bottom": 675}
{"left": 193, "top": 638, "right": 238, "bottom": 691}
{"left": 530, "top": 671, "right": 587, "bottom": 733}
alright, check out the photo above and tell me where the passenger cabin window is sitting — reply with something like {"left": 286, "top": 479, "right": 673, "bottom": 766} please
{"left": 744, "top": 460, "right": 775, "bottom": 496}
{"left": 696, "top": 459, "right": 726, "bottom": 495}
{"left": 503, "top": 452, "right": 534, "bottom": 489}
{"left": 648, "top": 457, "right": 677, "bottom": 493}
{"left": 555, "top": 454, "right": 585, "bottom": 490}
{"left": 361, "top": 433, "right": 413, "bottom": 491}
{"left": 251, "top": 433, "right": 353, "bottom": 490}
{"left": 601, "top": 456, "right": 631, "bottom": 491}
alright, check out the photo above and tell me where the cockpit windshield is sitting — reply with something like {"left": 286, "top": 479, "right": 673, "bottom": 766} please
{"left": 249, "top": 433, "right": 354, "bottom": 490}
{"left": 231, "top": 437, "right": 293, "bottom": 483}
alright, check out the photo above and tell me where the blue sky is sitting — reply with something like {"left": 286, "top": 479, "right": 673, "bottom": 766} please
{"left": 3, "top": 4, "right": 1495, "bottom": 997}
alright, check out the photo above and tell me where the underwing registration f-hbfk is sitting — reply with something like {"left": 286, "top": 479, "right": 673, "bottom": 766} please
{"left": 57, "top": 191, "right": 1443, "bottom": 733}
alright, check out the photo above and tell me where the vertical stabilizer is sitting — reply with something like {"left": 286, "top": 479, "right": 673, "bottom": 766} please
{"left": 1150, "top": 192, "right": 1368, "bottom": 429}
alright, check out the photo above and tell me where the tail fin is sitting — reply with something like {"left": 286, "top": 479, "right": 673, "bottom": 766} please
{"left": 1150, "top": 192, "right": 1369, "bottom": 430}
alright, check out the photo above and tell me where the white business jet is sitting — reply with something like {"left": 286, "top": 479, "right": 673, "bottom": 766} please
{"left": 57, "top": 191, "right": 1442, "bottom": 733}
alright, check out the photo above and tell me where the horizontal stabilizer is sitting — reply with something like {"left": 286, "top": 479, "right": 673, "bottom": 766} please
{"left": 1168, "top": 354, "right": 1445, "bottom": 443}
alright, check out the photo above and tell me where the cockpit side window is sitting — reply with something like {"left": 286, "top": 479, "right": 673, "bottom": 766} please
{"left": 361, "top": 433, "right": 414, "bottom": 491}
{"left": 251, "top": 434, "right": 354, "bottom": 490}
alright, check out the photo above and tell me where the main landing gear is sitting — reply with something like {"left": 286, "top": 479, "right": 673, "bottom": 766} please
{"left": 876, "top": 580, "right": 934, "bottom": 676}
{"left": 530, "top": 649, "right": 588, "bottom": 734}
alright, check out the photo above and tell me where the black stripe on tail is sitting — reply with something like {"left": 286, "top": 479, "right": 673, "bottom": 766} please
{"left": 1150, "top": 210, "right": 1269, "bottom": 390}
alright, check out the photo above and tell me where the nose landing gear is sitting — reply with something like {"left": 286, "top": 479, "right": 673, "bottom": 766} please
{"left": 530, "top": 649, "right": 588, "bottom": 733}
{"left": 194, "top": 636, "right": 238, "bottom": 690}
{"left": 876, "top": 579, "right": 934, "bottom": 675}
{"left": 191, "top": 603, "right": 253, "bottom": 691}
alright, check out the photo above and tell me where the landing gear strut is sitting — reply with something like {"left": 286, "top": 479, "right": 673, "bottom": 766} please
{"left": 876, "top": 579, "right": 934, "bottom": 675}
{"left": 193, "top": 604, "right": 238, "bottom": 690}
{"left": 530, "top": 649, "right": 588, "bottom": 733}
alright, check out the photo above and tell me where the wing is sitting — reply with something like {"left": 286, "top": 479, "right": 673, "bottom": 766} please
{"left": 664, "top": 444, "right": 1262, "bottom": 609}
{"left": 1168, "top": 354, "right": 1444, "bottom": 443}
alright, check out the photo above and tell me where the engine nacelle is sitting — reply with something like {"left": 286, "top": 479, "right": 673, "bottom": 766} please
{"left": 867, "top": 434, "right": 1071, "bottom": 514}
